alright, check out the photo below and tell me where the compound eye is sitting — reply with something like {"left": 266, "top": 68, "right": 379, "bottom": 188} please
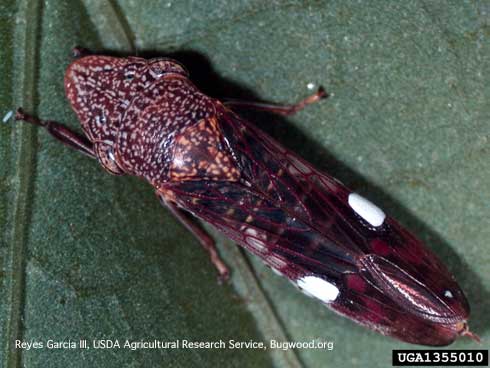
{"left": 94, "top": 143, "right": 124, "bottom": 175}
{"left": 148, "top": 58, "right": 189, "bottom": 78}
{"left": 149, "top": 64, "right": 165, "bottom": 77}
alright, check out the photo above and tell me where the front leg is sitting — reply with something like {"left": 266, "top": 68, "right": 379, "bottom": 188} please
{"left": 156, "top": 191, "right": 230, "bottom": 283}
{"left": 15, "top": 108, "right": 95, "bottom": 158}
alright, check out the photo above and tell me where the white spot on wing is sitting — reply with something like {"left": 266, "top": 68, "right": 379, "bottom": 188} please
{"left": 3, "top": 110, "right": 13, "bottom": 123}
{"left": 348, "top": 193, "right": 385, "bottom": 227}
{"left": 444, "top": 290, "right": 453, "bottom": 298}
{"left": 296, "top": 276, "right": 339, "bottom": 302}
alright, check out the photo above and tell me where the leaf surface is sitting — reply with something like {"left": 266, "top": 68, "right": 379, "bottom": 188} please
{"left": 1, "top": 1, "right": 489, "bottom": 367}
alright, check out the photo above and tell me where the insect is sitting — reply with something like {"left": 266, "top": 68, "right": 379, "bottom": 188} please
{"left": 15, "top": 48, "right": 479, "bottom": 346}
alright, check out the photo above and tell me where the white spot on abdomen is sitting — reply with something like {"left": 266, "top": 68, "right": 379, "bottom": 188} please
{"left": 296, "top": 276, "right": 339, "bottom": 302}
{"left": 348, "top": 193, "right": 386, "bottom": 227}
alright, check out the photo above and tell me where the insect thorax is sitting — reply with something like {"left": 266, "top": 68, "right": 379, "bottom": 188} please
{"left": 111, "top": 78, "right": 239, "bottom": 187}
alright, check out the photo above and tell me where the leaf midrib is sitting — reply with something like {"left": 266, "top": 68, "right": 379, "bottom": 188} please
{"left": 5, "top": 0, "right": 42, "bottom": 367}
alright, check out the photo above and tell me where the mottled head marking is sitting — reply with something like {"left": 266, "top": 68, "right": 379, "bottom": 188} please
{"left": 64, "top": 55, "right": 190, "bottom": 175}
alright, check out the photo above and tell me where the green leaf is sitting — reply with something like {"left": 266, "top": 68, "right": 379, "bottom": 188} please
{"left": 1, "top": 1, "right": 489, "bottom": 367}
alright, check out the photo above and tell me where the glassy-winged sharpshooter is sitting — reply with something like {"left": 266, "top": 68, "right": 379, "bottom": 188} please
{"left": 15, "top": 50, "right": 479, "bottom": 346}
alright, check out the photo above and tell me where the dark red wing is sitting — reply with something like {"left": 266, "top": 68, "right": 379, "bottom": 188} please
{"left": 213, "top": 108, "right": 459, "bottom": 285}
{"left": 164, "top": 107, "right": 470, "bottom": 346}
{"left": 166, "top": 179, "right": 358, "bottom": 279}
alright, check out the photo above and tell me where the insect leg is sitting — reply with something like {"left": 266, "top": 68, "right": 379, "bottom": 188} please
{"left": 156, "top": 192, "right": 230, "bottom": 283}
{"left": 15, "top": 108, "right": 95, "bottom": 158}
{"left": 223, "top": 87, "right": 327, "bottom": 116}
